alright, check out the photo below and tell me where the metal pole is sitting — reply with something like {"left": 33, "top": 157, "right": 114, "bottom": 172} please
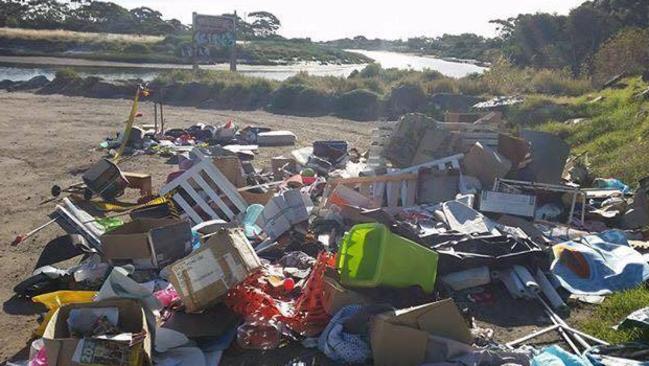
{"left": 537, "top": 295, "right": 591, "bottom": 350}
{"left": 506, "top": 324, "right": 560, "bottom": 347}
{"left": 230, "top": 11, "right": 237, "bottom": 71}
{"left": 153, "top": 102, "right": 158, "bottom": 133}
{"left": 560, "top": 324, "right": 609, "bottom": 346}
{"left": 545, "top": 308, "right": 581, "bottom": 354}
{"left": 192, "top": 12, "right": 199, "bottom": 71}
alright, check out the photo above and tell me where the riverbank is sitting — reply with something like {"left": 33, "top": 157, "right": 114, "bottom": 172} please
{"left": 0, "top": 27, "right": 372, "bottom": 67}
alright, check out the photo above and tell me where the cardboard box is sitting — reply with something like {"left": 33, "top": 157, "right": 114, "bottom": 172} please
{"left": 370, "top": 299, "right": 472, "bottom": 366}
{"left": 100, "top": 218, "right": 192, "bottom": 270}
{"left": 169, "top": 228, "right": 261, "bottom": 313}
{"left": 43, "top": 298, "right": 152, "bottom": 366}
{"left": 322, "top": 276, "right": 368, "bottom": 315}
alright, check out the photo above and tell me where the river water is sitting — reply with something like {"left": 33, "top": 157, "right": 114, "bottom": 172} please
{"left": 0, "top": 50, "right": 486, "bottom": 82}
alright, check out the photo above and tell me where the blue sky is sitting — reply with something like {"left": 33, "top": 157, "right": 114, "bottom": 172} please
{"left": 113, "top": 0, "right": 588, "bottom": 41}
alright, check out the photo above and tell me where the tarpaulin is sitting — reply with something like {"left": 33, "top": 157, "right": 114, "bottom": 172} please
{"left": 551, "top": 231, "right": 649, "bottom": 296}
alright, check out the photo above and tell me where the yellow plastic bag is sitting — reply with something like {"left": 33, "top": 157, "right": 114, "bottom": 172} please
{"left": 32, "top": 290, "right": 97, "bottom": 336}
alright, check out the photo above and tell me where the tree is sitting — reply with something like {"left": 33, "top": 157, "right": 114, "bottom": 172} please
{"left": 248, "top": 11, "right": 280, "bottom": 38}
{"left": 593, "top": 27, "right": 649, "bottom": 84}
{"left": 0, "top": 0, "right": 29, "bottom": 27}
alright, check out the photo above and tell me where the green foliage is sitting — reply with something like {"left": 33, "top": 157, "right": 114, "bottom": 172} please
{"left": 593, "top": 28, "right": 649, "bottom": 85}
{"left": 335, "top": 89, "right": 381, "bottom": 121}
{"left": 579, "top": 286, "right": 649, "bottom": 344}
{"left": 54, "top": 68, "right": 80, "bottom": 81}
{"left": 535, "top": 77, "right": 649, "bottom": 183}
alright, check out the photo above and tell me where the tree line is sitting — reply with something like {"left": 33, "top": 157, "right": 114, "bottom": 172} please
{"left": 0, "top": 0, "right": 281, "bottom": 38}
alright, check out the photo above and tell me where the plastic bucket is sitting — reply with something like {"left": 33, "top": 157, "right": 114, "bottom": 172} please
{"left": 336, "top": 223, "right": 439, "bottom": 293}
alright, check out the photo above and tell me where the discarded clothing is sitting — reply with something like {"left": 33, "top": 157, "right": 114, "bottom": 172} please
{"left": 551, "top": 231, "right": 649, "bottom": 295}
{"left": 318, "top": 304, "right": 371, "bottom": 364}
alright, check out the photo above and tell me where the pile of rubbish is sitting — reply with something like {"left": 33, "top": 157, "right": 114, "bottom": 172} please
{"left": 10, "top": 106, "right": 649, "bottom": 366}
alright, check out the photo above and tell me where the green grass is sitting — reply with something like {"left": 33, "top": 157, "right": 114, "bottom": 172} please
{"left": 579, "top": 286, "right": 649, "bottom": 344}
{"left": 535, "top": 77, "right": 649, "bottom": 184}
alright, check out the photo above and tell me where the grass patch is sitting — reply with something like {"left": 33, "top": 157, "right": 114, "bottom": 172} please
{"left": 0, "top": 27, "right": 162, "bottom": 44}
{"left": 579, "top": 286, "right": 649, "bottom": 344}
{"left": 535, "top": 77, "right": 649, "bottom": 184}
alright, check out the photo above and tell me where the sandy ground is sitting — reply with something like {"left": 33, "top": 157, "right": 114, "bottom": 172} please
{"left": 0, "top": 91, "right": 588, "bottom": 364}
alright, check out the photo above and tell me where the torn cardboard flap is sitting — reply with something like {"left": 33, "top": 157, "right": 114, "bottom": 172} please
{"left": 100, "top": 218, "right": 192, "bottom": 270}
{"left": 370, "top": 299, "right": 472, "bottom": 366}
{"left": 169, "top": 228, "right": 261, "bottom": 313}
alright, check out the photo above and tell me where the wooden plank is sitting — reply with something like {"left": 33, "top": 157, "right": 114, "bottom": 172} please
{"left": 386, "top": 182, "right": 399, "bottom": 207}
{"left": 172, "top": 193, "right": 203, "bottom": 224}
{"left": 180, "top": 180, "right": 220, "bottom": 220}
{"left": 193, "top": 174, "right": 235, "bottom": 219}
{"left": 331, "top": 173, "right": 418, "bottom": 185}
{"left": 405, "top": 179, "right": 417, "bottom": 207}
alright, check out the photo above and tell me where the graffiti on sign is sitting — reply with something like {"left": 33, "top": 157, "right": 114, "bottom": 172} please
{"left": 193, "top": 14, "right": 236, "bottom": 48}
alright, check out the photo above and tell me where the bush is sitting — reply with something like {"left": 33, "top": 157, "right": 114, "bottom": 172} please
{"left": 123, "top": 43, "right": 150, "bottom": 53}
{"left": 267, "top": 84, "right": 333, "bottom": 116}
{"left": 530, "top": 69, "right": 592, "bottom": 96}
{"left": 335, "top": 89, "right": 381, "bottom": 121}
{"left": 54, "top": 68, "right": 80, "bottom": 81}
{"left": 426, "top": 78, "right": 458, "bottom": 94}
{"left": 593, "top": 28, "right": 649, "bottom": 86}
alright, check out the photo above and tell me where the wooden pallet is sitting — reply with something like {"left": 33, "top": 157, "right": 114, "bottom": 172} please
{"left": 324, "top": 173, "right": 418, "bottom": 208}
{"left": 160, "top": 151, "right": 248, "bottom": 224}
{"left": 438, "top": 122, "right": 499, "bottom": 149}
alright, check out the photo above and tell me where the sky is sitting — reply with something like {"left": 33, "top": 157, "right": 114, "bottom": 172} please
{"left": 112, "top": 0, "right": 588, "bottom": 41}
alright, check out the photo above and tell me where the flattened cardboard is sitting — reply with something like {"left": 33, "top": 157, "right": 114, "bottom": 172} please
{"left": 322, "top": 276, "right": 368, "bottom": 315}
{"left": 169, "top": 228, "right": 261, "bottom": 313}
{"left": 43, "top": 298, "right": 152, "bottom": 366}
{"left": 370, "top": 299, "right": 471, "bottom": 366}
{"left": 100, "top": 218, "right": 191, "bottom": 270}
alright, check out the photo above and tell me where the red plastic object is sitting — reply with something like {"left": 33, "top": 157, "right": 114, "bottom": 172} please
{"left": 226, "top": 252, "right": 335, "bottom": 338}
{"left": 301, "top": 176, "right": 316, "bottom": 185}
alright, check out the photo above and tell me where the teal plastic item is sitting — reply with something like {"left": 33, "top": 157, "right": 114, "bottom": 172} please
{"left": 243, "top": 204, "right": 264, "bottom": 238}
{"left": 336, "top": 223, "right": 439, "bottom": 293}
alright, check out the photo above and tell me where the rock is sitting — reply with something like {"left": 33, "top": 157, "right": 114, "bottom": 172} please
{"left": 8, "top": 75, "right": 50, "bottom": 91}
{"left": 386, "top": 84, "right": 427, "bottom": 119}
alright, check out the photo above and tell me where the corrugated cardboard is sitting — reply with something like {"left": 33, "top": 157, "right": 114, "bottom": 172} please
{"left": 100, "top": 218, "right": 192, "bottom": 270}
{"left": 322, "top": 276, "right": 368, "bottom": 315}
{"left": 370, "top": 299, "right": 472, "bottom": 366}
{"left": 43, "top": 298, "right": 152, "bottom": 366}
{"left": 464, "top": 142, "right": 512, "bottom": 188}
{"left": 169, "top": 228, "right": 261, "bottom": 313}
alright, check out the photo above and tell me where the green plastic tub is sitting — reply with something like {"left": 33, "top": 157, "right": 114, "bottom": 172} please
{"left": 336, "top": 223, "right": 439, "bottom": 293}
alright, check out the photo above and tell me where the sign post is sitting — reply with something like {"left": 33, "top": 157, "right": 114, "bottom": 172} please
{"left": 192, "top": 12, "right": 237, "bottom": 71}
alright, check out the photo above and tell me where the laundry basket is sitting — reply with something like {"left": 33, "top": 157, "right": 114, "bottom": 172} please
{"left": 336, "top": 223, "right": 439, "bottom": 293}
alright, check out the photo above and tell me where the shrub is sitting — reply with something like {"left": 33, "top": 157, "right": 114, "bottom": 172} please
{"left": 530, "top": 69, "right": 592, "bottom": 96}
{"left": 267, "top": 84, "right": 333, "bottom": 116}
{"left": 54, "top": 68, "right": 80, "bottom": 81}
{"left": 335, "top": 89, "right": 381, "bottom": 121}
{"left": 593, "top": 28, "right": 649, "bottom": 86}
{"left": 123, "top": 43, "right": 150, "bottom": 53}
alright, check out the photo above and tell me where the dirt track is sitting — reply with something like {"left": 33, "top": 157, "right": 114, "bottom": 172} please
{"left": 0, "top": 91, "right": 589, "bottom": 364}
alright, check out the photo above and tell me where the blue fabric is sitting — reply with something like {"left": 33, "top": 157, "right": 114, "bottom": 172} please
{"left": 551, "top": 231, "right": 649, "bottom": 296}
{"left": 532, "top": 345, "right": 593, "bottom": 366}
{"left": 318, "top": 304, "right": 371, "bottom": 364}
